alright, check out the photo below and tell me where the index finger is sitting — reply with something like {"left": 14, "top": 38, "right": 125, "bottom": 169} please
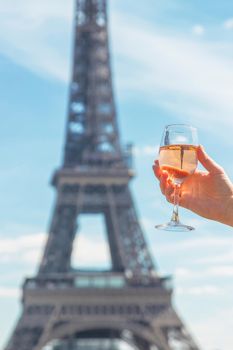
{"left": 152, "top": 160, "right": 161, "bottom": 179}
{"left": 197, "top": 145, "right": 224, "bottom": 175}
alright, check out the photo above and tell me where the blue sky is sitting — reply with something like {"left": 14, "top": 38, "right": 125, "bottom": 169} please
{"left": 0, "top": 0, "right": 233, "bottom": 349}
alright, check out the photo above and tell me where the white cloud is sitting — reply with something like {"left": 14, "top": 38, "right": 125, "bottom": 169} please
{"left": 154, "top": 236, "right": 233, "bottom": 287}
{"left": 0, "top": 287, "right": 20, "bottom": 298}
{"left": 175, "top": 267, "right": 193, "bottom": 278}
{"left": 0, "top": 230, "right": 111, "bottom": 269}
{"left": 111, "top": 13, "right": 233, "bottom": 138}
{"left": 0, "top": 0, "right": 72, "bottom": 20}
{"left": 177, "top": 285, "right": 224, "bottom": 297}
{"left": 0, "top": 233, "right": 46, "bottom": 265}
{"left": 154, "top": 235, "right": 233, "bottom": 255}
{"left": 193, "top": 307, "right": 233, "bottom": 350}
{"left": 0, "top": 2, "right": 232, "bottom": 140}
{"left": 196, "top": 249, "right": 233, "bottom": 264}
{"left": 224, "top": 18, "right": 233, "bottom": 29}
{"left": 175, "top": 264, "right": 233, "bottom": 282}
{"left": 0, "top": 0, "right": 72, "bottom": 82}
{"left": 133, "top": 145, "right": 159, "bottom": 157}
{"left": 174, "top": 267, "right": 200, "bottom": 281}
{"left": 71, "top": 235, "right": 111, "bottom": 268}
{"left": 192, "top": 24, "right": 205, "bottom": 35}
{"left": 140, "top": 217, "right": 156, "bottom": 231}
{"left": 208, "top": 265, "right": 233, "bottom": 277}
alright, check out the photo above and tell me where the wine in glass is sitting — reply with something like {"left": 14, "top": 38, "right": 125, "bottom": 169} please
{"left": 155, "top": 124, "right": 198, "bottom": 231}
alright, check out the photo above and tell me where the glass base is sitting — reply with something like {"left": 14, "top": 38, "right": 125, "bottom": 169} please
{"left": 155, "top": 221, "right": 195, "bottom": 232}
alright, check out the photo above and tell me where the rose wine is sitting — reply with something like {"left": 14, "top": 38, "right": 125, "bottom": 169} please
{"left": 159, "top": 144, "right": 197, "bottom": 183}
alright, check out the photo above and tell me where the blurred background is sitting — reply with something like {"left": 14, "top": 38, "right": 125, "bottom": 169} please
{"left": 0, "top": 0, "right": 233, "bottom": 349}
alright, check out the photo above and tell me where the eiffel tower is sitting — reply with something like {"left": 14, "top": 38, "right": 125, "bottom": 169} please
{"left": 5, "top": 1, "right": 201, "bottom": 349}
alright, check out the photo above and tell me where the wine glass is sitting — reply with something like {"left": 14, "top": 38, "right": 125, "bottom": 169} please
{"left": 155, "top": 124, "right": 198, "bottom": 231}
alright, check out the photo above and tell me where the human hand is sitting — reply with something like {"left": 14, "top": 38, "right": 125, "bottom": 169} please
{"left": 153, "top": 146, "right": 233, "bottom": 227}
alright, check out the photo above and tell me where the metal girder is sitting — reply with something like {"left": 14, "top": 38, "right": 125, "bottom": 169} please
{"left": 64, "top": 0, "right": 121, "bottom": 167}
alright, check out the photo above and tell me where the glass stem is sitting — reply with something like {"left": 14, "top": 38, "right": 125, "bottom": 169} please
{"left": 171, "top": 184, "right": 181, "bottom": 224}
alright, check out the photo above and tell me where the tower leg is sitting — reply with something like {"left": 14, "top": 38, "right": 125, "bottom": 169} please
{"left": 5, "top": 315, "right": 43, "bottom": 350}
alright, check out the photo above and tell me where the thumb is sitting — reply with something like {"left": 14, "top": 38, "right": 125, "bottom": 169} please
{"left": 197, "top": 146, "right": 223, "bottom": 174}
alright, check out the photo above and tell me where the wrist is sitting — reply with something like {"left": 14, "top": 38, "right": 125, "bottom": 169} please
{"left": 223, "top": 195, "right": 233, "bottom": 227}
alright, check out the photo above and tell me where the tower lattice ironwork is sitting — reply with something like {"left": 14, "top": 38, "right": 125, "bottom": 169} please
{"left": 5, "top": 1, "right": 201, "bottom": 349}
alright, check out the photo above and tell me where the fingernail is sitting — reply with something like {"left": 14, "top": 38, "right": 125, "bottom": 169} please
{"left": 199, "top": 145, "right": 204, "bottom": 152}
